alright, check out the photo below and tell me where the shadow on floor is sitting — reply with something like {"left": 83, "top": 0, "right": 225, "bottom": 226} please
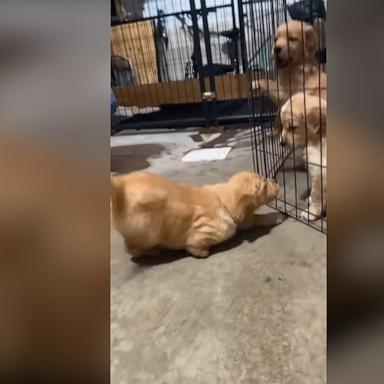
{"left": 131, "top": 214, "right": 284, "bottom": 267}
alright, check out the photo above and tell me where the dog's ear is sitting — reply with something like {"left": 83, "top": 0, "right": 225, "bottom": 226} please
{"left": 303, "top": 23, "right": 316, "bottom": 58}
{"left": 307, "top": 104, "right": 326, "bottom": 136}
{"left": 228, "top": 175, "right": 260, "bottom": 224}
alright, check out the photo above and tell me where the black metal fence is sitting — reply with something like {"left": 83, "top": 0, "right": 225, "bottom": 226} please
{"left": 111, "top": 0, "right": 327, "bottom": 232}
{"left": 248, "top": 0, "right": 327, "bottom": 232}
{"left": 111, "top": 0, "right": 278, "bottom": 131}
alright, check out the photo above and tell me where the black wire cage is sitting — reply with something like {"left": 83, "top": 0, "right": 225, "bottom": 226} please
{"left": 111, "top": 0, "right": 327, "bottom": 233}
{"left": 248, "top": 0, "right": 327, "bottom": 233}
{"left": 111, "top": 0, "right": 278, "bottom": 131}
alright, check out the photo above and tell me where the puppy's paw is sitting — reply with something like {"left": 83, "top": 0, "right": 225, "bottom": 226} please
{"left": 300, "top": 207, "right": 321, "bottom": 222}
{"left": 251, "top": 79, "right": 270, "bottom": 94}
{"left": 274, "top": 213, "right": 285, "bottom": 225}
{"left": 187, "top": 247, "right": 209, "bottom": 258}
{"left": 251, "top": 79, "right": 261, "bottom": 91}
{"left": 266, "top": 128, "right": 280, "bottom": 138}
{"left": 305, "top": 195, "right": 312, "bottom": 205}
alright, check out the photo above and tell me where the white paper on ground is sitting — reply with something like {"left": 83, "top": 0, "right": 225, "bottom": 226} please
{"left": 181, "top": 147, "right": 232, "bottom": 162}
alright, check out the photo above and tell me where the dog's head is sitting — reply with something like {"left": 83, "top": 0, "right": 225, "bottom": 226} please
{"left": 272, "top": 21, "right": 316, "bottom": 69}
{"left": 228, "top": 172, "right": 279, "bottom": 214}
{"left": 280, "top": 93, "right": 327, "bottom": 149}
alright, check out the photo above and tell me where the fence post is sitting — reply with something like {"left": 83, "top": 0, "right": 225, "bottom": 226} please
{"left": 189, "top": 0, "right": 210, "bottom": 127}
{"left": 237, "top": 0, "right": 248, "bottom": 72}
{"left": 200, "top": 0, "right": 218, "bottom": 126}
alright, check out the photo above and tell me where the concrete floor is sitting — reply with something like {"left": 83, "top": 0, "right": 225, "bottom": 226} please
{"left": 111, "top": 128, "right": 326, "bottom": 384}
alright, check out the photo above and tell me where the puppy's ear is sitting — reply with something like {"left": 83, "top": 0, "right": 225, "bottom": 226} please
{"left": 307, "top": 104, "right": 326, "bottom": 136}
{"left": 253, "top": 177, "right": 267, "bottom": 198}
{"left": 303, "top": 23, "right": 316, "bottom": 58}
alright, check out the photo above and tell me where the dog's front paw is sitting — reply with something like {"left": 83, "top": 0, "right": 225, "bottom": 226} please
{"left": 187, "top": 247, "right": 209, "bottom": 258}
{"left": 251, "top": 79, "right": 261, "bottom": 91}
{"left": 266, "top": 128, "right": 280, "bottom": 138}
{"left": 274, "top": 213, "right": 285, "bottom": 225}
{"left": 251, "top": 78, "right": 270, "bottom": 94}
{"left": 300, "top": 206, "right": 321, "bottom": 222}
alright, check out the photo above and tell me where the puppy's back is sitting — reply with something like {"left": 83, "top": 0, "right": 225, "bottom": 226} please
{"left": 110, "top": 172, "right": 214, "bottom": 253}
{"left": 110, "top": 172, "right": 170, "bottom": 219}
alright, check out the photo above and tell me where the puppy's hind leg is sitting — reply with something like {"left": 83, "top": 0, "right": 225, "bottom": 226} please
{"left": 124, "top": 238, "right": 159, "bottom": 257}
{"left": 300, "top": 172, "right": 323, "bottom": 221}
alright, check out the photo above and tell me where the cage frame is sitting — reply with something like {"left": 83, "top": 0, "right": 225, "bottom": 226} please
{"left": 247, "top": 0, "right": 327, "bottom": 233}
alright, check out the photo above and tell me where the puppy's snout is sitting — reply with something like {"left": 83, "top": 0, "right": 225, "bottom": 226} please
{"left": 279, "top": 136, "right": 286, "bottom": 147}
{"left": 266, "top": 179, "right": 279, "bottom": 197}
{"left": 266, "top": 178, "right": 278, "bottom": 189}
{"left": 274, "top": 46, "right": 282, "bottom": 55}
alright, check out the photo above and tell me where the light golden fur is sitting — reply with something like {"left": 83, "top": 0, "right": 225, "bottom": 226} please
{"left": 111, "top": 171, "right": 280, "bottom": 258}
{"left": 255, "top": 21, "right": 326, "bottom": 102}
{"left": 253, "top": 21, "right": 326, "bottom": 136}
{"left": 280, "top": 92, "right": 327, "bottom": 220}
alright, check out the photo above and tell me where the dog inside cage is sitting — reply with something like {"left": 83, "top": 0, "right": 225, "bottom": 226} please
{"left": 111, "top": 0, "right": 327, "bottom": 232}
{"left": 249, "top": 0, "right": 327, "bottom": 232}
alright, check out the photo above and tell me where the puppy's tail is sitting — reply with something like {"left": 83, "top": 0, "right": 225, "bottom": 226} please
{"left": 110, "top": 176, "right": 126, "bottom": 217}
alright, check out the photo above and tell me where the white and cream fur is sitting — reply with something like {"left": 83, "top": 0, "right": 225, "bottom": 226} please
{"left": 280, "top": 92, "right": 327, "bottom": 221}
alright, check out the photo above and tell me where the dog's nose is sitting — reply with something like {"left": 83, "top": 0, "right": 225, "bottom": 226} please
{"left": 280, "top": 138, "right": 286, "bottom": 147}
{"left": 274, "top": 46, "right": 282, "bottom": 55}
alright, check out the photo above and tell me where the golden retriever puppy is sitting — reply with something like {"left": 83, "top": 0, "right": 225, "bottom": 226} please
{"left": 255, "top": 20, "right": 326, "bottom": 101}
{"left": 111, "top": 171, "right": 281, "bottom": 258}
{"left": 253, "top": 20, "right": 326, "bottom": 136}
{"left": 280, "top": 92, "right": 327, "bottom": 221}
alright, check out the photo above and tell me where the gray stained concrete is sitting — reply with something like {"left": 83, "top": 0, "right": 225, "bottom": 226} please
{"left": 111, "top": 128, "right": 326, "bottom": 384}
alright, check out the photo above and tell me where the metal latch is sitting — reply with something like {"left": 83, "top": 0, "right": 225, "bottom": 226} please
{"left": 202, "top": 91, "right": 216, "bottom": 101}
